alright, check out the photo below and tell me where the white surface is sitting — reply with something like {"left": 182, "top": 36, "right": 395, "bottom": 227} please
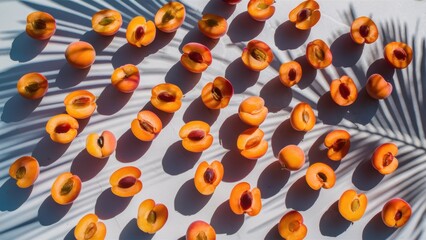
{"left": 0, "top": 0, "right": 425, "bottom": 239}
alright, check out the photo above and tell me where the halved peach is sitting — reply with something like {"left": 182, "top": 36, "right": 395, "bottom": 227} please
{"left": 238, "top": 96, "right": 268, "bottom": 126}
{"left": 154, "top": 1, "right": 186, "bottom": 33}
{"left": 9, "top": 156, "right": 39, "bottom": 188}
{"left": 305, "top": 162, "right": 336, "bottom": 190}
{"left": 111, "top": 64, "right": 140, "bottom": 93}
{"left": 247, "top": 0, "right": 275, "bottom": 22}
{"left": 186, "top": 221, "right": 216, "bottom": 240}
{"left": 198, "top": 14, "right": 228, "bottom": 39}
{"left": 180, "top": 42, "right": 212, "bottom": 73}
{"left": 237, "top": 127, "right": 268, "bottom": 160}
{"left": 194, "top": 161, "right": 224, "bottom": 195}
{"left": 109, "top": 166, "right": 142, "bottom": 197}
{"left": 86, "top": 130, "right": 117, "bottom": 159}
{"left": 45, "top": 114, "right": 79, "bottom": 144}
{"left": 338, "top": 189, "right": 368, "bottom": 222}
{"left": 137, "top": 199, "right": 168, "bottom": 234}
{"left": 288, "top": 0, "right": 321, "bottom": 30}
{"left": 92, "top": 9, "right": 122, "bottom": 36}
{"left": 382, "top": 198, "right": 412, "bottom": 228}
{"left": 278, "top": 210, "right": 307, "bottom": 240}
{"left": 74, "top": 213, "right": 106, "bottom": 240}
{"left": 371, "top": 143, "right": 398, "bottom": 175}
{"left": 306, "top": 39, "right": 332, "bottom": 69}
{"left": 51, "top": 172, "right": 82, "bottom": 205}
{"left": 229, "top": 182, "right": 262, "bottom": 216}
{"left": 65, "top": 41, "right": 96, "bottom": 69}
{"left": 223, "top": 0, "right": 242, "bottom": 5}
{"left": 126, "top": 16, "right": 156, "bottom": 47}
{"left": 241, "top": 40, "right": 274, "bottom": 71}
{"left": 131, "top": 110, "right": 163, "bottom": 141}
{"left": 201, "top": 76, "right": 234, "bottom": 109}
{"left": 384, "top": 42, "right": 413, "bottom": 69}
{"left": 26, "top": 11, "right": 56, "bottom": 40}
{"left": 279, "top": 61, "right": 302, "bottom": 88}
{"left": 290, "top": 102, "right": 316, "bottom": 132}
{"left": 366, "top": 74, "right": 393, "bottom": 100}
{"left": 64, "top": 90, "right": 97, "bottom": 119}
{"left": 150, "top": 83, "right": 183, "bottom": 113}
{"left": 179, "top": 121, "right": 213, "bottom": 153}
{"left": 330, "top": 75, "right": 358, "bottom": 106}
{"left": 324, "top": 129, "right": 351, "bottom": 161}
{"left": 278, "top": 145, "right": 305, "bottom": 171}
{"left": 17, "top": 72, "right": 48, "bottom": 100}
{"left": 350, "top": 16, "right": 378, "bottom": 45}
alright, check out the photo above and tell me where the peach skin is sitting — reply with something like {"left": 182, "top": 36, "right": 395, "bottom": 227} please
{"left": 51, "top": 172, "right": 82, "bottom": 205}
{"left": 229, "top": 182, "right": 262, "bottom": 216}
{"left": 305, "top": 162, "right": 336, "bottom": 190}
{"left": 242, "top": 40, "right": 274, "bottom": 71}
{"left": 350, "top": 16, "right": 379, "bottom": 44}
{"left": 384, "top": 42, "right": 413, "bottom": 69}
{"left": 330, "top": 75, "right": 358, "bottom": 106}
{"left": 279, "top": 61, "right": 302, "bottom": 88}
{"left": 181, "top": 42, "right": 212, "bottom": 73}
{"left": 238, "top": 96, "right": 268, "bottom": 126}
{"left": 17, "top": 72, "right": 48, "bottom": 100}
{"left": 247, "top": 0, "right": 275, "bottom": 22}
{"left": 366, "top": 74, "right": 393, "bottom": 100}
{"left": 9, "top": 156, "right": 39, "bottom": 188}
{"left": 278, "top": 210, "right": 307, "bottom": 240}
{"left": 179, "top": 121, "right": 213, "bottom": 152}
{"left": 126, "top": 16, "right": 156, "bottom": 47}
{"left": 92, "top": 9, "right": 122, "bottom": 36}
{"left": 338, "top": 189, "right": 368, "bottom": 222}
{"left": 110, "top": 166, "right": 142, "bottom": 197}
{"left": 131, "top": 110, "right": 163, "bottom": 141}
{"left": 186, "top": 220, "right": 216, "bottom": 240}
{"left": 371, "top": 143, "right": 399, "bottom": 175}
{"left": 278, "top": 145, "right": 305, "bottom": 171}
{"left": 64, "top": 90, "right": 97, "bottom": 119}
{"left": 74, "top": 213, "right": 106, "bottom": 240}
{"left": 137, "top": 199, "right": 168, "bottom": 234}
{"left": 290, "top": 102, "right": 316, "bottom": 132}
{"left": 86, "top": 130, "right": 117, "bottom": 159}
{"left": 382, "top": 198, "right": 412, "bottom": 228}
{"left": 111, "top": 64, "right": 140, "bottom": 93}
{"left": 198, "top": 14, "right": 228, "bottom": 39}
{"left": 201, "top": 76, "right": 234, "bottom": 109}
{"left": 237, "top": 127, "right": 268, "bottom": 160}
{"left": 324, "top": 129, "right": 351, "bottom": 161}
{"left": 151, "top": 83, "right": 183, "bottom": 113}
{"left": 155, "top": 1, "right": 186, "bottom": 33}
{"left": 194, "top": 160, "right": 224, "bottom": 195}
{"left": 289, "top": 0, "right": 321, "bottom": 30}
{"left": 26, "top": 11, "right": 56, "bottom": 40}
{"left": 46, "top": 114, "right": 79, "bottom": 144}
{"left": 65, "top": 41, "right": 96, "bottom": 69}
{"left": 306, "top": 39, "right": 332, "bottom": 69}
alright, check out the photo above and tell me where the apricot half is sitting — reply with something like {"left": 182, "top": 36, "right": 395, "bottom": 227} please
{"left": 290, "top": 102, "right": 316, "bottom": 132}
{"left": 289, "top": 0, "right": 320, "bottom": 30}
{"left": 237, "top": 127, "right": 268, "bottom": 160}
{"left": 382, "top": 198, "right": 412, "bottom": 228}
{"left": 92, "top": 9, "right": 122, "bottom": 36}
{"left": 74, "top": 213, "right": 106, "bottom": 240}
{"left": 201, "top": 76, "right": 234, "bottom": 109}
{"left": 279, "top": 61, "right": 302, "bottom": 88}
{"left": 126, "top": 16, "right": 156, "bottom": 47}
{"left": 86, "top": 130, "right": 117, "bottom": 159}
{"left": 179, "top": 121, "right": 213, "bottom": 153}
{"left": 278, "top": 210, "right": 307, "bottom": 240}
{"left": 384, "top": 42, "right": 413, "bottom": 69}
{"left": 350, "top": 16, "right": 378, "bottom": 45}
{"left": 198, "top": 14, "right": 228, "bottom": 39}
{"left": 305, "top": 162, "right": 336, "bottom": 190}
{"left": 51, "top": 172, "right": 82, "bottom": 205}
{"left": 137, "top": 199, "right": 168, "bottom": 234}
{"left": 247, "top": 0, "right": 275, "bottom": 22}
{"left": 194, "top": 161, "right": 224, "bottom": 195}
{"left": 306, "top": 39, "right": 332, "bottom": 69}
{"left": 229, "top": 182, "right": 262, "bottom": 216}
{"left": 238, "top": 96, "right": 268, "bottom": 126}
{"left": 186, "top": 221, "right": 216, "bottom": 240}
{"left": 181, "top": 43, "right": 212, "bottom": 73}
{"left": 46, "top": 114, "right": 79, "bottom": 144}
{"left": 366, "top": 74, "right": 393, "bottom": 100}
{"left": 278, "top": 145, "right": 305, "bottom": 171}
{"left": 17, "top": 72, "right": 48, "bottom": 100}
{"left": 131, "top": 110, "right": 163, "bottom": 141}
{"left": 110, "top": 166, "right": 142, "bottom": 197}
{"left": 9, "top": 156, "right": 39, "bottom": 188}
{"left": 111, "top": 64, "right": 140, "bottom": 93}
{"left": 151, "top": 83, "right": 183, "bottom": 113}
{"left": 155, "top": 1, "right": 186, "bottom": 33}
{"left": 338, "top": 189, "right": 368, "bottom": 222}
{"left": 324, "top": 129, "right": 351, "bottom": 161}
{"left": 242, "top": 40, "right": 274, "bottom": 71}
{"left": 64, "top": 90, "right": 97, "bottom": 119}
{"left": 330, "top": 75, "right": 358, "bottom": 106}
{"left": 371, "top": 143, "right": 399, "bottom": 175}
{"left": 26, "top": 11, "right": 56, "bottom": 40}
{"left": 65, "top": 41, "right": 96, "bottom": 69}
